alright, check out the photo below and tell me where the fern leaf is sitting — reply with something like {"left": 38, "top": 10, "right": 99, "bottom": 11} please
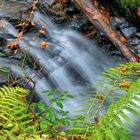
{"left": 124, "top": 106, "right": 140, "bottom": 117}
{"left": 119, "top": 111, "right": 135, "bottom": 125}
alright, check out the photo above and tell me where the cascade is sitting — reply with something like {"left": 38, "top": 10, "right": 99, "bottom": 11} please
{"left": 1, "top": 11, "right": 122, "bottom": 115}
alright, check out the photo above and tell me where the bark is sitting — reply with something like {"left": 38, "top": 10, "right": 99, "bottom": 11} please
{"left": 75, "top": 0, "right": 138, "bottom": 62}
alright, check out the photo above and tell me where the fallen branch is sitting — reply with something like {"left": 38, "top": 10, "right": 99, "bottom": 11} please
{"left": 75, "top": 0, "right": 138, "bottom": 62}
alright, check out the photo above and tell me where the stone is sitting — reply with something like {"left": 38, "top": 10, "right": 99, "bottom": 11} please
{"left": 129, "top": 38, "right": 140, "bottom": 46}
{"left": 135, "top": 33, "right": 140, "bottom": 39}
{"left": 121, "top": 27, "right": 137, "bottom": 38}
{"left": 0, "top": 1, "right": 31, "bottom": 19}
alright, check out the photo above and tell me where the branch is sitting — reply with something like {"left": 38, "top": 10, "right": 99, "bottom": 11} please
{"left": 75, "top": 0, "right": 138, "bottom": 62}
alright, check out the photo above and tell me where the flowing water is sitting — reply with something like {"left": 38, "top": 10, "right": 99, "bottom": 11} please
{"left": 1, "top": 8, "right": 140, "bottom": 139}
{"left": 0, "top": 11, "right": 124, "bottom": 115}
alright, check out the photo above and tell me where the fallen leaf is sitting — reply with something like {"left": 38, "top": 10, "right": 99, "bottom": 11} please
{"left": 39, "top": 41, "right": 48, "bottom": 47}
{"left": 92, "top": 15, "right": 99, "bottom": 20}
{"left": 103, "top": 17, "right": 109, "bottom": 24}
{"left": 31, "top": 21, "right": 35, "bottom": 26}
{"left": 39, "top": 30, "right": 45, "bottom": 35}
{"left": 16, "top": 23, "right": 28, "bottom": 27}
{"left": 110, "top": 32, "right": 116, "bottom": 39}
{"left": 41, "top": 24, "right": 47, "bottom": 29}
{"left": 137, "top": 7, "right": 140, "bottom": 16}
{"left": 120, "top": 80, "right": 131, "bottom": 89}
{"left": 120, "top": 36, "right": 125, "bottom": 42}
{"left": 7, "top": 41, "right": 19, "bottom": 48}
{"left": 116, "top": 67, "right": 128, "bottom": 72}
{"left": 17, "top": 32, "right": 23, "bottom": 38}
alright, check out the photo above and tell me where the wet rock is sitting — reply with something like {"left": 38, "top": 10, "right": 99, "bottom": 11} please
{"left": 109, "top": 50, "right": 121, "bottom": 56}
{"left": 129, "top": 38, "right": 140, "bottom": 46}
{"left": 119, "top": 21, "right": 129, "bottom": 29}
{"left": 110, "top": 17, "right": 125, "bottom": 27}
{"left": 65, "top": 6, "right": 77, "bottom": 15}
{"left": 0, "top": 47, "right": 10, "bottom": 55}
{"left": 0, "top": 72, "right": 8, "bottom": 84}
{"left": 0, "top": 1, "right": 31, "bottom": 19}
{"left": 135, "top": 33, "right": 140, "bottom": 39}
{"left": 121, "top": 27, "right": 137, "bottom": 38}
{"left": 135, "top": 44, "right": 140, "bottom": 53}
{"left": 68, "top": 16, "right": 89, "bottom": 30}
{"left": 45, "top": 0, "right": 54, "bottom": 5}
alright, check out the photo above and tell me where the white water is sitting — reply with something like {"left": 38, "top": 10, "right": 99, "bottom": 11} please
{"left": 1, "top": 11, "right": 123, "bottom": 115}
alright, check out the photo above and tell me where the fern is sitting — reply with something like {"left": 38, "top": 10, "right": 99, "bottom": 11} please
{"left": 0, "top": 86, "right": 72, "bottom": 139}
{"left": 91, "top": 78, "right": 140, "bottom": 140}
{"left": 1, "top": 62, "right": 140, "bottom": 139}
{"left": 68, "top": 62, "right": 140, "bottom": 140}
{"left": 0, "top": 86, "right": 39, "bottom": 139}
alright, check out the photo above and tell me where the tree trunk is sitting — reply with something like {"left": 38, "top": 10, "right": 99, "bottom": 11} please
{"left": 75, "top": 0, "right": 138, "bottom": 62}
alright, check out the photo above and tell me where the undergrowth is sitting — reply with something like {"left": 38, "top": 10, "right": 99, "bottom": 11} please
{"left": 0, "top": 63, "right": 140, "bottom": 140}
{"left": 117, "top": 0, "right": 140, "bottom": 8}
{"left": 68, "top": 62, "right": 140, "bottom": 140}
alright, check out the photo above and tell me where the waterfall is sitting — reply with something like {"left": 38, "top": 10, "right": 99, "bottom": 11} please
{"left": 0, "top": 11, "right": 123, "bottom": 115}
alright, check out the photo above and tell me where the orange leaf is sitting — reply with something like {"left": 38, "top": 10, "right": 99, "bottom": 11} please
{"left": 85, "top": 7, "right": 97, "bottom": 15}
{"left": 120, "top": 36, "right": 125, "bottom": 42}
{"left": 7, "top": 41, "right": 19, "bottom": 48}
{"left": 41, "top": 24, "right": 48, "bottom": 29}
{"left": 137, "top": 7, "right": 140, "bottom": 16}
{"left": 17, "top": 32, "right": 23, "bottom": 38}
{"left": 39, "top": 30, "right": 45, "bottom": 35}
{"left": 119, "top": 80, "right": 131, "bottom": 89}
{"left": 16, "top": 23, "right": 28, "bottom": 27}
{"left": 85, "top": 7, "right": 93, "bottom": 14}
{"left": 103, "top": 17, "right": 109, "bottom": 24}
{"left": 116, "top": 66, "right": 128, "bottom": 72}
{"left": 92, "top": 15, "right": 99, "bottom": 20}
{"left": 31, "top": 21, "right": 35, "bottom": 26}
{"left": 39, "top": 41, "right": 48, "bottom": 47}
{"left": 110, "top": 32, "right": 116, "bottom": 39}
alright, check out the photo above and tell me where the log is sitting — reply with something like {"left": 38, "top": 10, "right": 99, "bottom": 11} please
{"left": 75, "top": 0, "right": 138, "bottom": 62}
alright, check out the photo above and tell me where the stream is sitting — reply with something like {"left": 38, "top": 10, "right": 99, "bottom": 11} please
{"left": 0, "top": 6, "right": 139, "bottom": 139}
{"left": 0, "top": 10, "right": 123, "bottom": 114}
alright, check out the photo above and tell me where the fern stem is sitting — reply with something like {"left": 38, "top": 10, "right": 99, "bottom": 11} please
{"left": 84, "top": 84, "right": 117, "bottom": 137}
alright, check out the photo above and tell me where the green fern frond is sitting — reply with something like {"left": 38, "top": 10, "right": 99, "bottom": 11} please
{"left": 92, "top": 78, "right": 140, "bottom": 139}
{"left": 0, "top": 86, "right": 38, "bottom": 138}
{"left": 68, "top": 62, "right": 140, "bottom": 140}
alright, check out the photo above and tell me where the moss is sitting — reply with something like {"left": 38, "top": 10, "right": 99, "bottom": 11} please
{"left": 118, "top": 0, "right": 140, "bottom": 8}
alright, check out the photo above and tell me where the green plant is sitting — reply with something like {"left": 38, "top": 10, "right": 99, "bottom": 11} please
{"left": 1, "top": 62, "right": 140, "bottom": 140}
{"left": 33, "top": 89, "right": 73, "bottom": 137}
{"left": 0, "top": 86, "right": 73, "bottom": 139}
{"left": 68, "top": 62, "right": 140, "bottom": 140}
{"left": 117, "top": 0, "right": 140, "bottom": 8}
{"left": 0, "top": 67, "right": 10, "bottom": 73}
{"left": 0, "top": 86, "right": 37, "bottom": 139}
